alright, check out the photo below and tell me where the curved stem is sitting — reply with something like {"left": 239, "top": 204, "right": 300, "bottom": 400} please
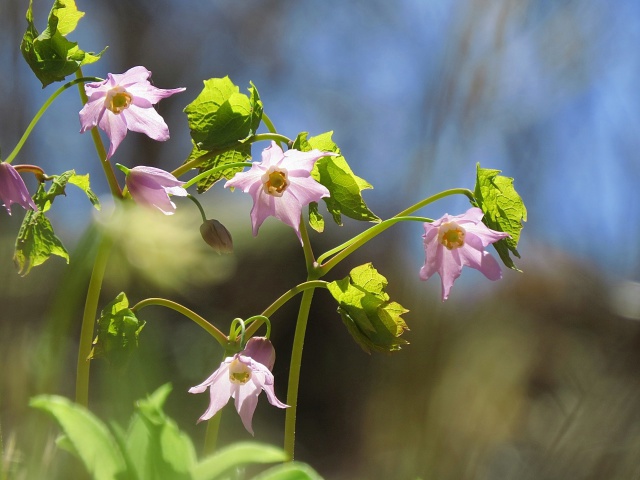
{"left": 187, "top": 194, "right": 208, "bottom": 222}
{"left": 248, "top": 133, "right": 292, "bottom": 146}
{"left": 75, "top": 234, "right": 113, "bottom": 407}
{"left": 74, "top": 69, "right": 123, "bottom": 199}
{"left": 394, "top": 188, "right": 475, "bottom": 217}
{"left": 182, "top": 162, "right": 253, "bottom": 189}
{"left": 317, "top": 216, "right": 432, "bottom": 276}
{"left": 131, "top": 298, "right": 228, "bottom": 347}
{"left": 4, "top": 76, "right": 102, "bottom": 165}
{"left": 283, "top": 287, "right": 315, "bottom": 460}
{"left": 243, "top": 281, "right": 328, "bottom": 339}
{"left": 261, "top": 113, "right": 278, "bottom": 134}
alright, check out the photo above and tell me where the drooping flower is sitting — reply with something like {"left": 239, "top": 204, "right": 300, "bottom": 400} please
{"left": 0, "top": 162, "right": 37, "bottom": 214}
{"left": 79, "top": 66, "right": 185, "bottom": 159}
{"left": 119, "top": 165, "right": 187, "bottom": 215}
{"left": 224, "top": 141, "right": 335, "bottom": 244}
{"left": 189, "top": 337, "right": 288, "bottom": 435}
{"left": 420, "top": 207, "right": 510, "bottom": 301}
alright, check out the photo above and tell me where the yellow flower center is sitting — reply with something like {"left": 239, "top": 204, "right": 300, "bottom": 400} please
{"left": 261, "top": 167, "right": 289, "bottom": 197}
{"left": 229, "top": 358, "right": 251, "bottom": 385}
{"left": 438, "top": 221, "right": 466, "bottom": 250}
{"left": 105, "top": 86, "right": 133, "bottom": 114}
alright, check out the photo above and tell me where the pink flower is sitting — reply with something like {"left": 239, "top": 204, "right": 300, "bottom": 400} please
{"left": 189, "top": 337, "right": 288, "bottom": 435}
{"left": 0, "top": 163, "right": 37, "bottom": 214}
{"left": 120, "top": 165, "right": 187, "bottom": 215}
{"left": 79, "top": 66, "right": 185, "bottom": 159}
{"left": 420, "top": 207, "right": 510, "bottom": 301}
{"left": 224, "top": 141, "right": 334, "bottom": 244}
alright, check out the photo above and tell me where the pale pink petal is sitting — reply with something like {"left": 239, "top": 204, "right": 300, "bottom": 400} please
{"left": 98, "top": 112, "right": 128, "bottom": 159}
{"left": 78, "top": 98, "right": 107, "bottom": 132}
{"left": 198, "top": 374, "right": 233, "bottom": 423}
{"left": 188, "top": 360, "right": 230, "bottom": 394}
{"left": 234, "top": 381, "right": 261, "bottom": 435}
{"left": 464, "top": 222, "right": 510, "bottom": 246}
{"left": 250, "top": 190, "right": 278, "bottom": 236}
{"left": 127, "top": 84, "right": 187, "bottom": 104}
{"left": 122, "top": 105, "right": 170, "bottom": 142}
{"left": 224, "top": 164, "right": 266, "bottom": 192}
{"left": 286, "top": 176, "right": 330, "bottom": 205}
{"left": 243, "top": 337, "right": 276, "bottom": 370}
{"left": 260, "top": 142, "right": 284, "bottom": 168}
{"left": 437, "top": 247, "right": 463, "bottom": 301}
{"left": 280, "top": 149, "right": 335, "bottom": 174}
{"left": 458, "top": 234, "right": 503, "bottom": 281}
{"left": 110, "top": 66, "right": 152, "bottom": 86}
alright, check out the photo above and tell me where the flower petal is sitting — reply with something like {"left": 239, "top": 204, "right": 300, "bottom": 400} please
{"left": 128, "top": 84, "right": 187, "bottom": 104}
{"left": 98, "top": 111, "right": 128, "bottom": 159}
{"left": 122, "top": 105, "right": 170, "bottom": 142}
{"left": 234, "top": 381, "right": 261, "bottom": 435}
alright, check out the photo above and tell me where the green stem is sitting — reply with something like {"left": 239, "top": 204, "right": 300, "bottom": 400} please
{"left": 261, "top": 113, "right": 278, "bottom": 134}
{"left": 131, "top": 298, "right": 228, "bottom": 347}
{"left": 74, "top": 69, "right": 123, "bottom": 199}
{"left": 243, "top": 281, "right": 328, "bottom": 339}
{"left": 182, "top": 162, "right": 253, "bottom": 190}
{"left": 187, "top": 194, "right": 208, "bottom": 222}
{"left": 75, "top": 234, "right": 113, "bottom": 407}
{"left": 394, "top": 188, "right": 475, "bottom": 217}
{"left": 317, "top": 216, "right": 432, "bottom": 275}
{"left": 202, "top": 410, "right": 223, "bottom": 456}
{"left": 249, "top": 132, "right": 292, "bottom": 146}
{"left": 283, "top": 286, "right": 315, "bottom": 460}
{"left": 3, "top": 76, "right": 102, "bottom": 165}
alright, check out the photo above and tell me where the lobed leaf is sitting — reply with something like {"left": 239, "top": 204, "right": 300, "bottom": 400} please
{"left": 327, "top": 263, "right": 409, "bottom": 354}
{"left": 20, "top": 0, "right": 105, "bottom": 87}
{"left": 89, "top": 292, "right": 146, "bottom": 368}
{"left": 184, "top": 77, "right": 263, "bottom": 152}
{"left": 294, "top": 132, "right": 379, "bottom": 226}
{"left": 473, "top": 164, "right": 527, "bottom": 271}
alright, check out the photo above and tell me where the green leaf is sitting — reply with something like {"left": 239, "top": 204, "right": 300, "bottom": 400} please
{"left": 125, "top": 384, "right": 196, "bottom": 480}
{"left": 473, "top": 164, "right": 527, "bottom": 271}
{"left": 30, "top": 395, "right": 128, "bottom": 480}
{"left": 186, "top": 142, "right": 252, "bottom": 193}
{"left": 184, "top": 77, "right": 263, "bottom": 152}
{"left": 251, "top": 462, "right": 324, "bottom": 480}
{"left": 294, "top": 132, "right": 379, "bottom": 226}
{"left": 20, "top": 0, "right": 106, "bottom": 87}
{"left": 68, "top": 173, "right": 101, "bottom": 210}
{"left": 89, "top": 292, "right": 146, "bottom": 368}
{"left": 327, "top": 263, "right": 409, "bottom": 354}
{"left": 13, "top": 183, "right": 68, "bottom": 276}
{"left": 308, "top": 202, "right": 325, "bottom": 233}
{"left": 192, "top": 442, "right": 288, "bottom": 480}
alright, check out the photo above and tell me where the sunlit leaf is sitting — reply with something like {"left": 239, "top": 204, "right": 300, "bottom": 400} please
{"left": 473, "top": 164, "right": 527, "bottom": 271}
{"left": 294, "top": 132, "right": 379, "bottom": 226}
{"left": 327, "top": 263, "right": 409, "bottom": 354}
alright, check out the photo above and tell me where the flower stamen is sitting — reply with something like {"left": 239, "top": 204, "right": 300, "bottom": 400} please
{"left": 229, "top": 358, "right": 252, "bottom": 384}
{"left": 105, "top": 86, "right": 133, "bottom": 114}
{"left": 438, "top": 221, "right": 466, "bottom": 250}
{"left": 261, "top": 168, "right": 289, "bottom": 197}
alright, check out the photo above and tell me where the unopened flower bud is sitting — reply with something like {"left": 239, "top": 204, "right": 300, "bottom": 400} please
{"left": 200, "top": 219, "right": 233, "bottom": 254}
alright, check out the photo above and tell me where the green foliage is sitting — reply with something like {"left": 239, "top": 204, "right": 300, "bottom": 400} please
{"left": 294, "top": 132, "right": 379, "bottom": 232}
{"left": 29, "top": 395, "right": 128, "bottom": 480}
{"left": 184, "top": 78, "right": 263, "bottom": 192}
{"left": 473, "top": 164, "right": 527, "bottom": 271}
{"left": 89, "top": 292, "right": 145, "bottom": 368}
{"left": 13, "top": 170, "right": 99, "bottom": 275}
{"left": 20, "top": 0, "right": 105, "bottom": 87}
{"left": 327, "top": 263, "right": 409, "bottom": 353}
{"left": 30, "top": 385, "right": 321, "bottom": 480}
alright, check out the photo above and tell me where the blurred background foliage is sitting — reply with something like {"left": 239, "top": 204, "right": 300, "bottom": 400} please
{"left": 2, "top": 0, "right": 640, "bottom": 478}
